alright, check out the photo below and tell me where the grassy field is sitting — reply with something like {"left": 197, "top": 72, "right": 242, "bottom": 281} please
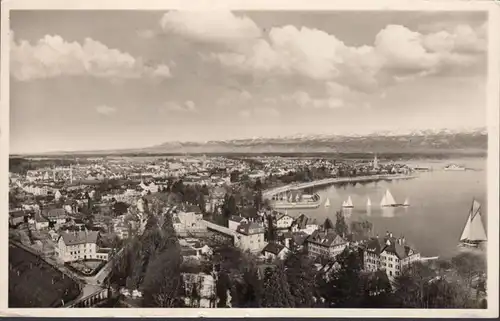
{"left": 9, "top": 244, "right": 81, "bottom": 307}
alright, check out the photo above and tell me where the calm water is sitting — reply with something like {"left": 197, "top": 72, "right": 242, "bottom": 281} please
{"left": 285, "top": 158, "right": 488, "bottom": 259}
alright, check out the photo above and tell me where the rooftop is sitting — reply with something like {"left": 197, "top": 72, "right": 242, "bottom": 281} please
{"left": 59, "top": 230, "right": 99, "bottom": 246}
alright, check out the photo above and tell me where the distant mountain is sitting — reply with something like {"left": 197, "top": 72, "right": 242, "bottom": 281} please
{"left": 138, "top": 127, "right": 488, "bottom": 155}
{"left": 32, "top": 127, "right": 488, "bottom": 156}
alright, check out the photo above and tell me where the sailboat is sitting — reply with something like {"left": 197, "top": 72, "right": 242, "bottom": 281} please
{"left": 366, "top": 197, "right": 372, "bottom": 207}
{"left": 380, "top": 189, "right": 397, "bottom": 207}
{"left": 403, "top": 197, "right": 410, "bottom": 207}
{"left": 342, "top": 196, "right": 354, "bottom": 208}
{"left": 324, "top": 198, "right": 331, "bottom": 208}
{"left": 459, "top": 199, "right": 487, "bottom": 248}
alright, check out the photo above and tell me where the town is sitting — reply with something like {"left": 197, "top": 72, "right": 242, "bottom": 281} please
{"left": 8, "top": 155, "right": 487, "bottom": 309}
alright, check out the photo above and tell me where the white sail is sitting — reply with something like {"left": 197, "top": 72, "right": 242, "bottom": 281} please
{"left": 403, "top": 197, "right": 410, "bottom": 206}
{"left": 385, "top": 189, "right": 397, "bottom": 206}
{"left": 460, "top": 214, "right": 472, "bottom": 241}
{"left": 380, "top": 194, "right": 387, "bottom": 207}
{"left": 342, "top": 200, "right": 347, "bottom": 207}
{"left": 345, "top": 196, "right": 353, "bottom": 207}
{"left": 325, "top": 198, "right": 331, "bottom": 207}
{"left": 367, "top": 197, "right": 372, "bottom": 207}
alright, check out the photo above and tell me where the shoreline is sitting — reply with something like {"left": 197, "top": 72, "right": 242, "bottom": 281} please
{"left": 263, "top": 174, "right": 416, "bottom": 199}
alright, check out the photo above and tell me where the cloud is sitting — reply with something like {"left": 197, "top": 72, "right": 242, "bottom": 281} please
{"left": 11, "top": 33, "right": 172, "bottom": 81}
{"left": 193, "top": 12, "right": 485, "bottom": 92}
{"left": 288, "top": 91, "right": 344, "bottom": 109}
{"left": 238, "top": 107, "right": 279, "bottom": 118}
{"left": 163, "top": 100, "right": 197, "bottom": 112}
{"left": 137, "top": 29, "right": 156, "bottom": 39}
{"left": 95, "top": 105, "right": 117, "bottom": 115}
{"left": 160, "top": 11, "right": 261, "bottom": 47}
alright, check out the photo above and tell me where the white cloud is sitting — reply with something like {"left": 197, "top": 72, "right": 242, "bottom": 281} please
{"left": 288, "top": 91, "right": 344, "bottom": 109}
{"left": 95, "top": 105, "right": 117, "bottom": 115}
{"left": 198, "top": 14, "right": 485, "bottom": 92}
{"left": 160, "top": 11, "right": 261, "bottom": 47}
{"left": 163, "top": 101, "right": 197, "bottom": 112}
{"left": 11, "top": 33, "right": 172, "bottom": 81}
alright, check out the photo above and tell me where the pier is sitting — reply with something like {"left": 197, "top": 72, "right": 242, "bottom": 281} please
{"left": 262, "top": 174, "right": 416, "bottom": 199}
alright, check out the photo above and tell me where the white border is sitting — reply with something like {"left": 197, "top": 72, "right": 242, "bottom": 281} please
{"left": 1, "top": 0, "right": 499, "bottom": 318}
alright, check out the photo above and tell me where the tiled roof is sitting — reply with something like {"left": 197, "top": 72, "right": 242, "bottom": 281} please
{"left": 306, "top": 230, "right": 346, "bottom": 247}
{"left": 236, "top": 222, "right": 264, "bottom": 235}
{"left": 60, "top": 230, "right": 99, "bottom": 246}
{"left": 42, "top": 208, "right": 66, "bottom": 218}
{"left": 364, "top": 236, "right": 417, "bottom": 259}
{"left": 229, "top": 216, "right": 246, "bottom": 223}
{"left": 262, "top": 242, "right": 285, "bottom": 255}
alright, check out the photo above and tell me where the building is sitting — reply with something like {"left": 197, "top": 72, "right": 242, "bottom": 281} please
{"left": 235, "top": 222, "right": 266, "bottom": 253}
{"left": 42, "top": 208, "right": 67, "bottom": 225}
{"left": 173, "top": 210, "right": 207, "bottom": 236}
{"left": 261, "top": 242, "right": 290, "bottom": 261}
{"left": 56, "top": 230, "right": 109, "bottom": 263}
{"left": 363, "top": 233, "right": 420, "bottom": 281}
{"left": 306, "top": 230, "right": 349, "bottom": 258}
{"left": 34, "top": 213, "right": 50, "bottom": 230}
{"left": 228, "top": 216, "right": 248, "bottom": 231}
{"left": 9, "top": 210, "right": 26, "bottom": 226}
{"left": 275, "top": 212, "right": 294, "bottom": 230}
{"left": 290, "top": 214, "right": 319, "bottom": 235}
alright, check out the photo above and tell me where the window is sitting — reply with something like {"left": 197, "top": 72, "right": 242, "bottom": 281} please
{"left": 389, "top": 271, "right": 393, "bottom": 276}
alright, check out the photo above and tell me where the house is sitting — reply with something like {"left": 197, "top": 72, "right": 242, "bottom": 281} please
{"left": 56, "top": 230, "right": 109, "bottom": 263}
{"left": 306, "top": 230, "right": 349, "bottom": 258}
{"left": 228, "top": 216, "right": 248, "bottom": 231}
{"left": 235, "top": 222, "right": 266, "bottom": 253}
{"left": 182, "top": 273, "right": 217, "bottom": 308}
{"left": 282, "top": 231, "right": 309, "bottom": 251}
{"left": 290, "top": 214, "right": 319, "bottom": 235}
{"left": 9, "top": 210, "right": 26, "bottom": 226}
{"left": 261, "top": 242, "right": 290, "bottom": 261}
{"left": 42, "top": 208, "right": 67, "bottom": 225}
{"left": 173, "top": 210, "right": 207, "bottom": 236}
{"left": 275, "top": 213, "right": 294, "bottom": 230}
{"left": 34, "top": 213, "right": 50, "bottom": 230}
{"left": 363, "top": 232, "right": 421, "bottom": 281}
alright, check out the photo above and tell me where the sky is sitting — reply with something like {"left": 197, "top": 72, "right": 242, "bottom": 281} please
{"left": 9, "top": 10, "right": 488, "bottom": 154}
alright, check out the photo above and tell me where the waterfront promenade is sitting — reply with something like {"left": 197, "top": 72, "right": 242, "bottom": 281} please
{"left": 262, "top": 174, "right": 416, "bottom": 199}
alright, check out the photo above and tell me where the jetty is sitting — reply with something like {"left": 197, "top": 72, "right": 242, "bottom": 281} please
{"left": 263, "top": 174, "right": 416, "bottom": 199}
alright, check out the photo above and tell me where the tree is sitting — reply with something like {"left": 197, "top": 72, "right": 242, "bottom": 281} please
{"left": 284, "top": 250, "right": 318, "bottom": 307}
{"left": 265, "top": 215, "right": 277, "bottom": 242}
{"left": 335, "top": 211, "right": 348, "bottom": 238}
{"left": 323, "top": 218, "right": 334, "bottom": 231}
{"left": 113, "top": 202, "right": 129, "bottom": 216}
{"left": 141, "top": 247, "right": 184, "bottom": 307}
{"left": 261, "top": 266, "right": 295, "bottom": 307}
{"left": 232, "top": 268, "right": 262, "bottom": 307}
{"left": 327, "top": 248, "right": 365, "bottom": 307}
{"left": 216, "top": 271, "right": 231, "bottom": 307}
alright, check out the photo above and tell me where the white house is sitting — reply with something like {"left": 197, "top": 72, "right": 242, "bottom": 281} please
{"left": 261, "top": 242, "right": 290, "bottom": 261}
{"left": 34, "top": 213, "right": 49, "bottom": 230}
{"left": 235, "top": 222, "right": 266, "bottom": 253}
{"left": 56, "top": 230, "right": 109, "bottom": 263}
{"left": 228, "top": 216, "right": 248, "bottom": 231}
{"left": 275, "top": 213, "right": 294, "bottom": 230}
{"left": 363, "top": 232, "right": 421, "bottom": 281}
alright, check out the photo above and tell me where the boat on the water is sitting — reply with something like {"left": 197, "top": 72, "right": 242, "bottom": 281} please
{"left": 403, "top": 197, "right": 410, "bottom": 207}
{"left": 459, "top": 199, "right": 487, "bottom": 248}
{"left": 380, "top": 189, "right": 398, "bottom": 207}
{"left": 366, "top": 197, "right": 372, "bottom": 207}
{"left": 342, "top": 196, "right": 354, "bottom": 208}
{"left": 324, "top": 198, "right": 331, "bottom": 208}
{"left": 444, "top": 164, "right": 466, "bottom": 171}
{"left": 272, "top": 193, "right": 321, "bottom": 210}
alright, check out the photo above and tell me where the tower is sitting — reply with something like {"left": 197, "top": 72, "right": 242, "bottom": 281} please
{"left": 373, "top": 154, "right": 379, "bottom": 170}
{"left": 69, "top": 165, "right": 73, "bottom": 184}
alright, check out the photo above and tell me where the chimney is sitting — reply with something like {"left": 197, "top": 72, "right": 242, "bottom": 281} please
{"left": 389, "top": 232, "right": 393, "bottom": 238}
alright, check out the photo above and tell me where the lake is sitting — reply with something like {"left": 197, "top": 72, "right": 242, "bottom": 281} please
{"left": 284, "top": 157, "right": 488, "bottom": 259}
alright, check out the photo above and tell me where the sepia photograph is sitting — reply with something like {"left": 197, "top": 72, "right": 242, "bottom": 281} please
{"left": 2, "top": 0, "right": 499, "bottom": 318}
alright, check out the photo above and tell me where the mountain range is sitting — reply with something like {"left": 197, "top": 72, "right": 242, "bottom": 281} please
{"left": 34, "top": 127, "right": 488, "bottom": 156}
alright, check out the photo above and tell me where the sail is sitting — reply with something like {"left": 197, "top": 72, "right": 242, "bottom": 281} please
{"left": 367, "top": 197, "right": 372, "bottom": 207}
{"left": 342, "top": 200, "right": 348, "bottom": 207}
{"left": 403, "top": 197, "right": 410, "bottom": 206}
{"left": 460, "top": 214, "right": 472, "bottom": 241}
{"left": 325, "top": 198, "right": 330, "bottom": 207}
{"left": 380, "top": 194, "right": 387, "bottom": 207}
{"left": 346, "top": 196, "right": 353, "bottom": 207}
{"left": 468, "top": 200, "right": 487, "bottom": 241}
{"left": 385, "top": 189, "right": 396, "bottom": 206}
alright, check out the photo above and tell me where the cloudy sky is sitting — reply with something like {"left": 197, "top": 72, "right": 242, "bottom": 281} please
{"left": 10, "top": 10, "right": 487, "bottom": 153}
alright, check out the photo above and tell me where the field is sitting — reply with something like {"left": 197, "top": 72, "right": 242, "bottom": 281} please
{"left": 9, "top": 244, "right": 81, "bottom": 307}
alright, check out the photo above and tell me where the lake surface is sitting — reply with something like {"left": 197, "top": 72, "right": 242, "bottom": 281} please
{"left": 285, "top": 157, "right": 488, "bottom": 259}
